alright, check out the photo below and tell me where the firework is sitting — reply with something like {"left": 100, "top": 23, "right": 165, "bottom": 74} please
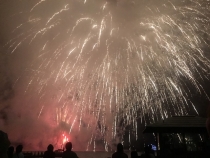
{"left": 2, "top": 0, "right": 210, "bottom": 150}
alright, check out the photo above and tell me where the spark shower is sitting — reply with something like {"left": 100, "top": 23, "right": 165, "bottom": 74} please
{"left": 0, "top": 0, "right": 210, "bottom": 150}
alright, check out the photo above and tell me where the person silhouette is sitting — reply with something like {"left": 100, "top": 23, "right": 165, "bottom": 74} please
{"left": 140, "top": 146, "right": 155, "bottom": 158}
{"left": 131, "top": 151, "right": 139, "bottom": 158}
{"left": 0, "top": 130, "right": 10, "bottom": 158}
{"left": 7, "top": 146, "right": 14, "bottom": 158}
{"left": 62, "top": 142, "right": 78, "bottom": 158}
{"left": 43, "top": 144, "right": 55, "bottom": 158}
{"left": 13, "top": 145, "right": 24, "bottom": 158}
{"left": 112, "top": 143, "right": 128, "bottom": 158}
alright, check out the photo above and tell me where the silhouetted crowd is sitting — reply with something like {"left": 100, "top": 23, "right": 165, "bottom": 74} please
{"left": 7, "top": 145, "right": 24, "bottom": 158}
{"left": 111, "top": 143, "right": 155, "bottom": 158}
{"left": 1, "top": 129, "right": 155, "bottom": 158}
{"left": 5, "top": 142, "right": 155, "bottom": 158}
{"left": 6, "top": 142, "right": 79, "bottom": 158}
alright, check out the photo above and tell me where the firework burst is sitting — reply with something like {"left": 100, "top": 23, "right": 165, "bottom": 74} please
{"left": 2, "top": 0, "right": 210, "bottom": 150}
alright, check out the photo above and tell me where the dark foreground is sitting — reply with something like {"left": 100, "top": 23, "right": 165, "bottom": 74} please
{"left": 22, "top": 150, "right": 210, "bottom": 158}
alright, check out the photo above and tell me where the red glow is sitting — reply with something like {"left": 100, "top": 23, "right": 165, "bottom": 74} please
{"left": 62, "top": 133, "right": 70, "bottom": 148}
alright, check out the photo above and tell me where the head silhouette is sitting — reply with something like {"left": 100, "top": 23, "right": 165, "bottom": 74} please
{"left": 16, "top": 145, "right": 23, "bottom": 153}
{"left": 8, "top": 146, "right": 14, "bottom": 153}
{"left": 65, "top": 142, "right": 72, "bottom": 151}
{"left": 144, "top": 146, "right": 151, "bottom": 154}
{"left": 117, "top": 143, "right": 124, "bottom": 152}
{"left": 47, "top": 144, "right": 54, "bottom": 152}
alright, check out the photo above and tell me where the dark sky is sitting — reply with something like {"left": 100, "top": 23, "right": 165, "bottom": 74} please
{"left": 0, "top": 0, "right": 210, "bottom": 150}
